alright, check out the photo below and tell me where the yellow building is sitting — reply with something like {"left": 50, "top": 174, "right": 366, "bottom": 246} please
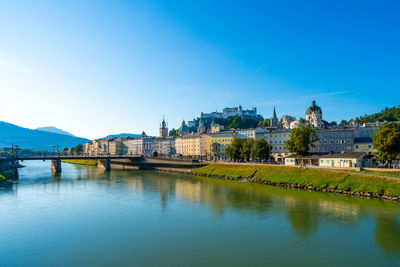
{"left": 175, "top": 133, "right": 207, "bottom": 157}
{"left": 206, "top": 131, "right": 236, "bottom": 161}
{"left": 211, "top": 123, "right": 224, "bottom": 133}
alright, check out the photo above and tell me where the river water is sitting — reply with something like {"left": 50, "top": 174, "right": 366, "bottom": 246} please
{"left": 1, "top": 161, "right": 400, "bottom": 266}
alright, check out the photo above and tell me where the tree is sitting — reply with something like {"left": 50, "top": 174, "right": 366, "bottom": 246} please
{"left": 225, "top": 138, "right": 245, "bottom": 161}
{"left": 169, "top": 128, "right": 178, "bottom": 137}
{"left": 75, "top": 143, "right": 83, "bottom": 153}
{"left": 210, "top": 142, "right": 221, "bottom": 159}
{"left": 339, "top": 120, "right": 348, "bottom": 126}
{"left": 227, "top": 116, "right": 241, "bottom": 129}
{"left": 329, "top": 121, "right": 337, "bottom": 127}
{"left": 285, "top": 125, "right": 319, "bottom": 155}
{"left": 241, "top": 139, "right": 254, "bottom": 161}
{"left": 250, "top": 139, "right": 270, "bottom": 161}
{"left": 372, "top": 122, "right": 400, "bottom": 168}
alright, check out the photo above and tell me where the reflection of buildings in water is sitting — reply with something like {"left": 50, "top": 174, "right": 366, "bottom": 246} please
{"left": 51, "top": 172, "right": 61, "bottom": 182}
{"left": 175, "top": 179, "right": 201, "bottom": 202}
{"left": 318, "top": 200, "right": 361, "bottom": 223}
{"left": 125, "top": 178, "right": 144, "bottom": 191}
{"left": 374, "top": 213, "right": 400, "bottom": 256}
{"left": 174, "top": 178, "right": 274, "bottom": 217}
{"left": 283, "top": 195, "right": 365, "bottom": 238}
{"left": 140, "top": 173, "right": 177, "bottom": 212}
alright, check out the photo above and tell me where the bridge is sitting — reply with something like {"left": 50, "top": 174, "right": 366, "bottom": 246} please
{"left": 15, "top": 155, "right": 143, "bottom": 173}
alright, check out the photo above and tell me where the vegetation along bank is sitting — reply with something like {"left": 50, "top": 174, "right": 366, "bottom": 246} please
{"left": 191, "top": 164, "right": 400, "bottom": 201}
{"left": 62, "top": 159, "right": 98, "bottom": 166}
{"left": 0, "top": 171, "right": 13, "bottom": 182}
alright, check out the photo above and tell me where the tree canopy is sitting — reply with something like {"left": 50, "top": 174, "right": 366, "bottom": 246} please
{"left": 213, "top": 116, "right": 262, "bottom": 130}
{"left": 285, "top": 125, "right": 319, "bottom": 155}
{"left": 169, "top": 128, "right": 178, "bottom": 137}
{"left": 225, "top": 137, "right": 270, "bottom": 162}
{"left": 372, "top": 122, "right": 400, "bottom": 167}
{"left": 351, "top": 106, "right": 400, "bottom": 124}
{"left": 225, "top": 138, "right": 245, "bottom": 161}
{"left": 250, "top": 139, "right": 270, "bottom": 161}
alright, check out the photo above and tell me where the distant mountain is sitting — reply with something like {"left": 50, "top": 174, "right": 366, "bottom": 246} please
{"left": 36, "top": 126, "right": 76, "bottom": 137}
{"left": 103, "top": 133, "right": 141, "bottom": 139}
{"left": 0, "top": 121, "right": 90, "bottom": 151}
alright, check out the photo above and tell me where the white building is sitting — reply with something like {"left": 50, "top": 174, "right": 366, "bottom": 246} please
{"left": 200, "top": 105, "right": 258, "bottom": 120}
{"left": 126, "top": 136, "right": 154, "bottom": 156}
{"left": 152, "top": 137, "right": 176, "bottom": 156}
{"left": 237, "top": 127, "right": 266, "bottom": 140}
{"left": 306, "top": 100, "right": 323, "bottom": 128}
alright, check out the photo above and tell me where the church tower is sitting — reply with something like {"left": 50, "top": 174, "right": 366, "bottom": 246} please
{"left": 159, "top": 117, "right": 168, "bottom": 137}
{"left": 271, "top": 106, "right": 278, "bottom": 126}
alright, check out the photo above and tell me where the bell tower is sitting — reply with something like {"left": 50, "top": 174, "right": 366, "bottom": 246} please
{"left": 159, "top": 116, "right": 168, "bottom": 137}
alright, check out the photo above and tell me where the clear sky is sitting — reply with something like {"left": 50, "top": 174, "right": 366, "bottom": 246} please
{"left": 0, "top": 0, "right": 399, "bottom": 139}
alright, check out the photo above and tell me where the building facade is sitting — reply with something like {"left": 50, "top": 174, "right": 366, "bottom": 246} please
{"left": 200, "top": 105, "right": 258, "bottom": 120}
{"left": 152, "top": 137, "right": 176, "bottom": 156}
{"left": 306, "top": 100, "right": 323, "bottom": 128}
{"left": 159, "top": 117, "right": 168, "bottom": 138}
{"left": 175, "top": 133, "right": 207, "bottom": 157}
{"left": 312, "top": 128, "right": 355, "bottom": 153}
{"left": 206, "top": 131, "right": 236, "bottom": 161}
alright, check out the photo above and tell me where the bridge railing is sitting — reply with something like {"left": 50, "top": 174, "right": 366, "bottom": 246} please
{"left": 15, "top": 154, "right": 144, "bottom": 160}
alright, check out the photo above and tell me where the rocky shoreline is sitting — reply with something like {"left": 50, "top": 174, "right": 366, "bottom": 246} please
{"left": 158, "top": 169, "right": 400, "bottom": 202}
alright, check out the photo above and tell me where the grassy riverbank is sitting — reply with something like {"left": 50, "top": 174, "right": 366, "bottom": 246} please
{"left": 0, "top": 171, "right": 13, "bottom": 181}
{"left": 192, "top": 164, "right": 400, "bottom": 198}
{"left": 62, "top": 160, "right": 98, "bottom": 166}
{"left": 343, "top": 169, "right": 400, "bottom": 179}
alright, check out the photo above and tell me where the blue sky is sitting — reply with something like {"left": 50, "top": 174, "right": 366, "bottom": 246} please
{"left": 0, "top": 0, "right": 399, "bottom": 139}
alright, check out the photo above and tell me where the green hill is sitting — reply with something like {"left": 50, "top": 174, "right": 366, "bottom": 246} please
{"left": 353, "top": 106, "right": 400, "bottom": 123}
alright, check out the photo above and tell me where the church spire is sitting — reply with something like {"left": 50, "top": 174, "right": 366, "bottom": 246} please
{"left": 271, "top": 106, "right": 278, "bottom": 126}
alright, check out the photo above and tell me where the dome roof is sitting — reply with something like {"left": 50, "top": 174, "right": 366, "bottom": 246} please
{"left": 306, "top": 100, "right": 322, "bottom": 115}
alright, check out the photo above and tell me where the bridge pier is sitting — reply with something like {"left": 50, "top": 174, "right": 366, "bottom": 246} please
{"left": 97, "top": 159, "right": 111, "bottom": 171}
{"left": 51, "top": 159, "right": 61, "bottom": 173}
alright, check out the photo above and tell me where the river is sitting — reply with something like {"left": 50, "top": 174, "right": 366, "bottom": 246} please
{"left": 1, "top": 161, "right": 400, "bottom": 266}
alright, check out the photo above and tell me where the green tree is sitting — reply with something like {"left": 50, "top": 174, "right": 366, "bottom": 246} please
{"left": 75, "top": 143, "right": 83, "bottom": 153}
{"left": 372, "top": 122, "right": 400, "bottom": 168}
{"left": 250, "top": 139, "right": 270, "bottom": 161}
{"left": 169, "top": 128, "right": 178, "bottom": 137}
{"left": 225, "top": 138, "right": 245, "bottom": 161}
{"left": 285, "top": 125, "right": 319, "bottom": 155}
{"left": 211, "top": 142, "right": 221, "bottom": 159}
{"left": 241, "top": 139, "right": 254, "bottom": 161}
{"left": 227, "top": 116, "right": 241, "bottom": 129}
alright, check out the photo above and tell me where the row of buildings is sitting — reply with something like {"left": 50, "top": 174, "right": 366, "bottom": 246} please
{"left": 82, "top": 101, "right": 383, "bottom": 165}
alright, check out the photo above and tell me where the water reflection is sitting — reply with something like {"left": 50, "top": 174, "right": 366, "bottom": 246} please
{"left": 374, "top": 213, "right": 400, "bottom": 255}
{"left": 2, "top": 162, "right": 400, "bottom": 259}
{"left": 284, "top": 197, "right": 320, "bottom": 237}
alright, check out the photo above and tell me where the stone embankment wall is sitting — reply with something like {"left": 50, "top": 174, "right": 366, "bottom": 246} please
{"left": 109, "top": 158, "right": 205, "bottom": 172}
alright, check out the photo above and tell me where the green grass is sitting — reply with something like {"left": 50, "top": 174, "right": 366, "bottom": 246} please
{"left": 62, "top": 159, "right": 98, "bottom": 166}
{"left": 343, "top": 169, "right": 400, "bottom": 179}
{"left": 0, "top": 171, "right": 13, "bottom": 181}
{"left": 192, "top": 164, "right": 400, "bottom": 197}
{"left": 193, "top": 164, "right": 258, "bottom": 179}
